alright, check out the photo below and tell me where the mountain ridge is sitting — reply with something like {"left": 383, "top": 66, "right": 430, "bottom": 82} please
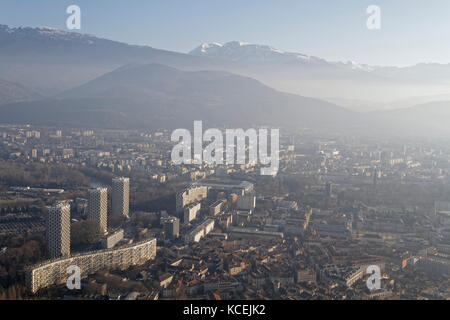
{"left": 0, "top": 79, "right": 43, "bottom": 105}
{"left": 1, "top": 24, "right": 450, "bottom": 105}
{"left": 0, "top": 63, "right": 357, "bottom": 130}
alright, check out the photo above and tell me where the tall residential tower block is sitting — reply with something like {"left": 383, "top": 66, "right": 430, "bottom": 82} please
{"left": 46, "top": 202, "right": 71, "bottom": 259}
{"left": 88, "top": 187, "right": 108, "bottom": 234}
{"left": 112, "top": 177, "right": 130, "bottom": 218}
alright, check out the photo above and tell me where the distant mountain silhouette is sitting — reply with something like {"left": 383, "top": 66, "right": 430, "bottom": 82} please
{"left": 0, "top": 63, "right": 356, "bottom": 130}
{"left": 1, "top": 25, "right": 450, "bottom": 105}
{"left": 0, "top": 24, "right": 449, "bottom": 137}
{"left": 0, "top": 25, "right": 234, "bottom": 95}
{"left": 371, "top": 100, "right": 450, "bottom": 137}
{"left": 0, "top": 79, "right": 42, "bottom": 106}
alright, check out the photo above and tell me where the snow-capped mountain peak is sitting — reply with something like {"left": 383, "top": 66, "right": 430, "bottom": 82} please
{"left": 188, "top": 41, "right": 382, "bottom": 73}
{"left": 194, "top": 42, "right": 223, "bottom": 54}
{"left": 189, "top": 41, "right": 330, "bottom": 65}
{"left": 0, "top": 24, "right": 99, "bottom": 44}
{"left": 37, "top": 26, "right": 61, "bottom": 31}
{"left": 332, "top": 60, "right": 374, "bottom": 72}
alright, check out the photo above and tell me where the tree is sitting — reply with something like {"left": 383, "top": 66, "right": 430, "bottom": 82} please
{"left": 108, "top": 215, "right": 125, "bottom": 230}
{"left": 71, "top": 220, "right": 103, "bottom": 250}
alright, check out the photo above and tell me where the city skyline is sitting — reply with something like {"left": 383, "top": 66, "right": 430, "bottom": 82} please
{"left": 0, "top": 0, "right": 449, "bottom": 304}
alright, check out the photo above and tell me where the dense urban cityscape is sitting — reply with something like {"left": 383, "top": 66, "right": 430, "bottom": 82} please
{"left": 1, "top": 1, "right": 449, "bottom": 308}
{"left": 0, "top": 124, "right": 448, "bottom": 300}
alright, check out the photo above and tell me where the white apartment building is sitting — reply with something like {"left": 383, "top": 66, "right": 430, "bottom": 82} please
{"left": 185, "top": 219, "right": 215, "bottom": 243}
{"left": 112, "top": 177, "right": 130, "bottom": 218}
{"left": 88, "top": 187, "right": 108, "bottom": 234}
{"left": 184, "top": 202, "right": 201, "bottom": 224}
{"left": 46, "top": 202, "right": 71, "bottom": 259}
{"left": 26, "top": 238, "right": 157, "bottom": 293}
{"left": 176, "top": 186, "right": 208, "bottom": 213}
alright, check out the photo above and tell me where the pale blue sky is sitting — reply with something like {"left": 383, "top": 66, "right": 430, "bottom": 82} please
{"left": 1, "top": 0, "right": 449, "bottom": 66}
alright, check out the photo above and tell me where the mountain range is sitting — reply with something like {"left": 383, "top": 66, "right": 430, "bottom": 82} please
{"left": 0, "top": 25, "right": 235, "bottom": 95}
{"left": 1, "top": 25, "right": 450, "bottom": 103}
{"left": 189, "top": 41, "right": 450, "bottom": 105}
{"left": 0, "top": 25, "right": 450, "bottom": 136}
{"left": 0, "top": 79, "right": 42, "bottom": 105}
{"left": 0, "top": 63, "right": 356, "bottom": 130}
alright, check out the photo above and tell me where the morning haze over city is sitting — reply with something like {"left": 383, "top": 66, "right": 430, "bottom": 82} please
{"left": 0, "top": 0, "right": 448, "bottom": 306}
